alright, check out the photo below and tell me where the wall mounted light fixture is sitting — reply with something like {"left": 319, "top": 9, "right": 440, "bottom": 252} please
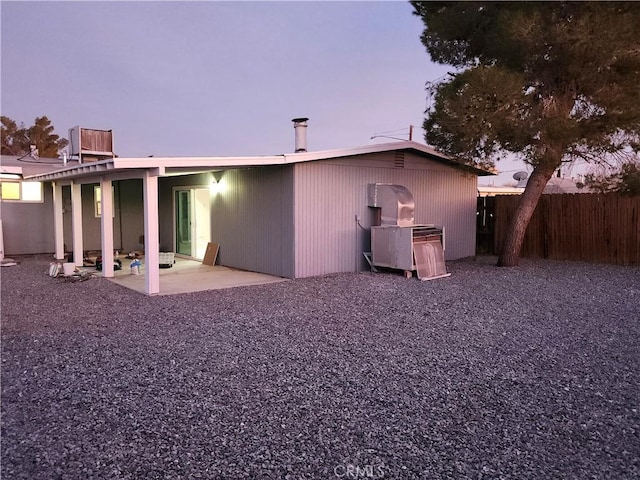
{"left": 209, "top": 171, "right": 225, "bottom": 194}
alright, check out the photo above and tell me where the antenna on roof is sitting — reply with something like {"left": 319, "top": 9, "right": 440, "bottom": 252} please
{"left": 370, "top": 125, "right": 415, "bottom": 142}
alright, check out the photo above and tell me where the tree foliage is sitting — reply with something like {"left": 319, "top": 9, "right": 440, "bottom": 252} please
{"left": 411, "top": 2, "right": 640, "bottom": 265}
{"left": 1, "top": 115, "right": 68, "bottom": 158}
{"left": 1, "top": 116, "right": 26, "bottom": 156}
{"left": 585, "top": 162, "right": 640, "bottom": 196}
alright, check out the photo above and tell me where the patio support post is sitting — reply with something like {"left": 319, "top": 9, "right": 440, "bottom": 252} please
{"left": 100, "top": 178, "right": 115, "bottom": 277}
{"left": 71, "top": 182, "right": 83, "bottom": 266}
{"left": 52, "top": 181, "right": 65, "bottom": 260}
{"left": 143, "top": 171, "right": 160, "bottom": 295}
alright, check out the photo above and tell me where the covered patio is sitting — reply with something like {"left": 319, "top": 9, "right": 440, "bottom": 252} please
{"left": 28, "top": 154, "right": 287, "bottom": 295}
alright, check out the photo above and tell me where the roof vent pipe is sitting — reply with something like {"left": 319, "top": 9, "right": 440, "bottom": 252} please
{"left": 292, "top": 117, "right": 309, "bottom": 152}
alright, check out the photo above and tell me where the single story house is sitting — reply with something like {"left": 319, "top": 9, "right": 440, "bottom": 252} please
{"left": 3, "top": 131, "right": 491, "bottom": 294}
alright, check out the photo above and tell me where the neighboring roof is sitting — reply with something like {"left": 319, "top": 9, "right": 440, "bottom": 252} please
{"left": 515, "top": 176, "right": 591, "bottom": 194}
{"left": 23, "top": 141, "right": 493, "bottom": 182}
{"left": 1, "top": 155, "right": 78, "bottom": 177}
{"left": 543, "top": 177, "right": 590, "bottom": 194}
{"left": 477, "top": 185, "right": 525, "bottom": 197}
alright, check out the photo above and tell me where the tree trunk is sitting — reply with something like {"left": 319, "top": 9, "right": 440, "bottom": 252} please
{"left": 497, "top": 164, "right": 557, "bottom": 266}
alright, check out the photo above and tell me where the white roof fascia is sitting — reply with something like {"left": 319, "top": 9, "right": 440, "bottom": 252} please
{"left": 24, "top": 158, "right": 116, "bottom": 181}
{"left": 61, "top": 169, "right": 154, "bottom": 185}
{"left": 282, "top": 141, "right": 492, "bottom": 176}
{"left": 281, "top": 141, "right": 443, "bottom": 163}
{"left": 113, "top": 155, "right": 286, "bottom": 170}
{"left": 25, "top": 140, "right": 491, "bottom": 181}
{"left": 25, "top": 155, "right": 288, "bottom": 181}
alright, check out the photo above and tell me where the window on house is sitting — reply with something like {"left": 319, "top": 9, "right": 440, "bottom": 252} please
{"left": 22, "top": 182, "right": 42, "bottom": 201}
{"left": 94, "top": 186, "right": 115, "bottom": 217}
{"left": 0, "top": 181, "right": 43, "bottom": 202}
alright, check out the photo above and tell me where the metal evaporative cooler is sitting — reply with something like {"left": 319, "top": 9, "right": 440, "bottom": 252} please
{"left": 368, "top": 184, "right": 450, "bottom": 280}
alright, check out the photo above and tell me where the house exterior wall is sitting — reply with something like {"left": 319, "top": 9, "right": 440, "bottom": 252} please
{"left": 1, "top": 184, "right": 55, "bottom": 255}
{"left": 293, "top": 152, "right": 477, "bottom": 278}
{"left": 210, "top": 166, "right": 295, "bottom": 278}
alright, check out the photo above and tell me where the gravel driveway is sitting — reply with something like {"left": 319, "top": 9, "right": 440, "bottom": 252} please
{"left": 2, "top": 255, "right": 639, "bottom": 479}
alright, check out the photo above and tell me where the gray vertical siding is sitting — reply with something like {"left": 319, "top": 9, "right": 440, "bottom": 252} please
{"left": 211, "top": 166, "right": 295, "bottom": 278}
{"left": 1, "top": 185, "right": 56, "bottom": 255}
{"left": 293, "top": 152, "right": 477, "bottom": 278}
{"left": 118, "top": 179, "right": 144, "bottom": 252}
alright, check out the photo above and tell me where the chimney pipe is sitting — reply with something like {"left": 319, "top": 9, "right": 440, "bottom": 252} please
{"left": 292, "top": 117, "right": 309, "bottom": 152}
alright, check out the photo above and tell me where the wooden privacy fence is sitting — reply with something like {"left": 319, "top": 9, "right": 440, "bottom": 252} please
{"left": 494, "top": 193, "right": 640, "bottom": 265}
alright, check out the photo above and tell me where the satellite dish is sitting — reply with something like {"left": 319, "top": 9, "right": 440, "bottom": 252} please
{"left": 513, "top": 171, "right": 529, "bottom": 181}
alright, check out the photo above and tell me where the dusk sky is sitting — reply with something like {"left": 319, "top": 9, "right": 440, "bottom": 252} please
{"left": 2, "top": 0, "right": 526, "bottom": 184}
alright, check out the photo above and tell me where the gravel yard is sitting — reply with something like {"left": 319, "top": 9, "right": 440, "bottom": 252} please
{"left": 2, "top": 255, "right": 639, "bottom": 479}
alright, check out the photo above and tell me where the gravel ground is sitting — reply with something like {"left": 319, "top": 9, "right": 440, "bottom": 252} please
{"left": 1, "top": 255, "right": 639, "bottom": 480}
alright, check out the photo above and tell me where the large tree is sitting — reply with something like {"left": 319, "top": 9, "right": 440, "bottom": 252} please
{"left": 1, "top": 115, "right": 68, "bottom": 158}
{"left": 411, "top": 1, "right": 640, "bottom": 266}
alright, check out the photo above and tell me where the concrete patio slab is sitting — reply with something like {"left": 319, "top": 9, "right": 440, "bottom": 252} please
{"left": 90, "top": 257, "right": 286, "bottom": 295}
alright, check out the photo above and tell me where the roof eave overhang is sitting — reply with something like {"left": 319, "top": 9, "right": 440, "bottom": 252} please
{"left": 24, "top": 159, "right": 117, "bottom": 182}
{"left": 24, "top": 141, "right": 494, "bottom": 181}
{"left": 24, "top": 155, "right": 288, "bottom": 182}
{"left": 283, "top": 141, "right": 493, "bottom": 176}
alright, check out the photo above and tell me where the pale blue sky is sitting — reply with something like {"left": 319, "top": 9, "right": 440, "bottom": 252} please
{"left": 2, "top": 0, "right": 526, "bottom": 183}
